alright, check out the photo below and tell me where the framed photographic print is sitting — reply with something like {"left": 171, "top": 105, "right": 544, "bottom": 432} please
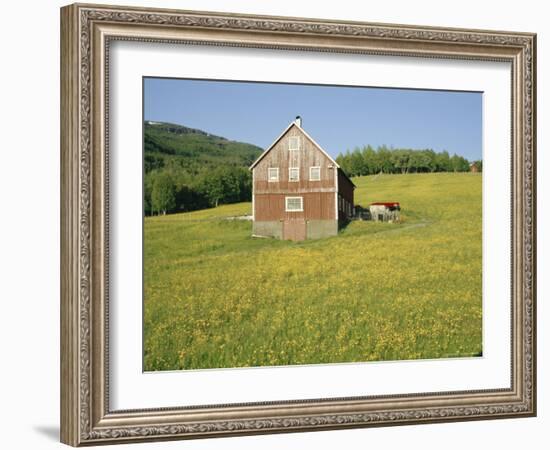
{"left": 60, "top": 3, "right": 537, "bottom": 446}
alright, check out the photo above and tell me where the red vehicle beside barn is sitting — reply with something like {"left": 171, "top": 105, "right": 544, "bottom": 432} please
{"left": 249, "top": 117, "right": 355, "bottom": 241}
{"left": 369, "top": 202, "right": 401, "bottom": 222}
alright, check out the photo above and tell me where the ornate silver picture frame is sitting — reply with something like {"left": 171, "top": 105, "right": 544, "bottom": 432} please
{"left": 60, "top": 3, "right": 536, "bottom": 446}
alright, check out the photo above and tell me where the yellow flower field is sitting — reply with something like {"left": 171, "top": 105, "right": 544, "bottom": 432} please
{"left": 144, "top": 172, "right": 482, "bottom": 371}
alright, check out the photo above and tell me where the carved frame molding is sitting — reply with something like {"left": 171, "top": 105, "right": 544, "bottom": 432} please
{"left": 61, "top": 3, "right": 536, "bottom": 446}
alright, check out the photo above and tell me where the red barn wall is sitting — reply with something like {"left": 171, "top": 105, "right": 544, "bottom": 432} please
{"left": 338, "top": 170, "right": 355, "bottom": 205}
{"left": 254, "top": 192, "right": 335, "bottom": 221}
{"left": 251, "top": 123, "right": 353, "bottom": 239}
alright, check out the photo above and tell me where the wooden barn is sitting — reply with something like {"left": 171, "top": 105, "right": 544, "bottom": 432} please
{"left": 249, "top": 117, "right": 355, "bottom": 241}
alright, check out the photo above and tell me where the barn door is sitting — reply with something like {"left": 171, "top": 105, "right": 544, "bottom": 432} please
{"left": 283, "top": 219, "right": 307, "bottom": 241}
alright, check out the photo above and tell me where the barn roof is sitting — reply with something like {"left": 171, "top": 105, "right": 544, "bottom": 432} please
{"left": 249, "top": 120, "right": 340, "bottom": 171}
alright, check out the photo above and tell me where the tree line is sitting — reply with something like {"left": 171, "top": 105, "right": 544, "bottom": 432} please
{"left": 335, "top": 145, "right": 481, "bottom": 177}
{"left": 144, "top": 141, "right": 481, "bottom": 216}
{"left": 144, "top": 166, "right": 252, "bottom": 216}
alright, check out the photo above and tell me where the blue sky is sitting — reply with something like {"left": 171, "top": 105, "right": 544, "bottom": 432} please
{"left": 144, "top": 78, "right": 482, "bottom": 161}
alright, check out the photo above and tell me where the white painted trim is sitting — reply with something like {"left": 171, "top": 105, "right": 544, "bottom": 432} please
{"left": 309, "top": 166, "right": 321, "bottom": 181}
{"left": 285, "top": 196, "right": 303, "bottom": 212}
{"left": 296, "top": 124, "right": 340, "bottom": 168}
{"left": 288, "top": 167, "right": 300, "bottom": 182}
{"left": 289, "top": 135, "right": 301, "bottom": 150}
{"left": 267, "top": 167, "right": 279, "bottom": 182}
{"left": 249, "top": 122, "right": 294, "bottom": 169}
{"left": 289, "top": 148, "right": 300, "bottom": 169}
{"left": 334, "top": 167, "right": 339, "bottom": 220}
{"left": 251, "top": 168, "right": 255, "bottom": 221}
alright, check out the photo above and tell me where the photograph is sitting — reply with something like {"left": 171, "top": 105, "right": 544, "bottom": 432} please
{"left": 142, "top": 78, "right": 483, "bottom": 372}
{"left": 57, "top": 2, "right": 536, "bottom": 445}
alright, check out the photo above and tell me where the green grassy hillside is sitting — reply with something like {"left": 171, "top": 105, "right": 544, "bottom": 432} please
{"left": 144, "top": 121, "right": 263, "bottom": 173}
{"left": 144, "top": 172, "right": 482, "bottom": 371}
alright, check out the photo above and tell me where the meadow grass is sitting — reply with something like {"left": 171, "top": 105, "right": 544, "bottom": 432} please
{"left": 144, "top": 172, "right": 482, "bottom": 370}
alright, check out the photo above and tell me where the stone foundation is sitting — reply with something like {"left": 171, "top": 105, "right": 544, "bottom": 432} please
{"left": 253, "top": 220, "right": 338, "bottom": 240}
{"left": 252, "top": 221, "right": 283, "bottom": 239}
{"left": 306, "top": 220, "right": 338, "bottom": 239}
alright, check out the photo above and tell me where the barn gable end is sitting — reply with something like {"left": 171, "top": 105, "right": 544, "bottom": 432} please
{"left": 251, "top": 118, "right": 354, "bottom": 240}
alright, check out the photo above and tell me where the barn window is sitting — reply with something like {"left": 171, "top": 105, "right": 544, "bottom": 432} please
{"left": 268, "top": 167, "right": 279, "bottom": 182}
{"left": 289, "top": 136, "right": 300, "bottom": 150}
{"left": 309, "top": 166, "right": 321, "bottom": 181}
{"left": 289, "top": 149, "right": 299, "bottom": 167}
{"left": 285, "top": 196, "right": 303, "bottom": 212}
{"left": 289, "top": 167, "right": 300, "bottom": 182}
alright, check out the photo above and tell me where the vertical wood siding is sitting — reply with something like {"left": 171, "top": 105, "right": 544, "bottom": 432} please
{"left": 253, "top": 124, "right": 337, "bottom": 194}
{"left": 252, "top": 123, "right": 354, "bottom": 224}
{"left": 336, "top": 170, "right": 355, "bottom": 220}
{"left": 338, "top": 169, "right": 355, "bottom": 204}
{"left": 254, "top": 192, "right": 336, "bottom": 221}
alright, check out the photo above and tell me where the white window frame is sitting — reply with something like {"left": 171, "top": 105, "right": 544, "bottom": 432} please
{"left": 285, "top": 196, "right": 303, "bottom": 212}
{"left": 289, "top": 167, "right": 300, "bottom": 182}
{"left": 309, "top": 166, "right": 321, "bottom": 181}
{"left": 267, "top": 167, "right": 279, "bottom": 182}
{"left": 289, "top": 149, "right": 299, "bottom": 167}
{"left": 288, "top": 136, "right": 301, "bottom": 150}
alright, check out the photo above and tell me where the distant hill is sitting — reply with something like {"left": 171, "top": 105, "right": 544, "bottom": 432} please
{"left": 144, "top": 121, "right": 263, "bottom": 173}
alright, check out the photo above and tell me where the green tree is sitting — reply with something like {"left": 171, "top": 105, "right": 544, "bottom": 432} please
{"left": 198, "top": 173, "right": 225, "bottom": 208}
{"left": 144, "top": 173, "right": 154, "bottom": 216}
{"left": 450, "top": 154, "right": 469, "bottom": 172}
{"left": 348, "top": 147, "right": 364, "bottom": 176}
{"left": 377, "top": 146, "right": 393, "bottom": 174}
{"left": 420, "top": 149, "right": 437, "bottom": 172}
{"left": 336, "top": 150, "right": 353, "bottom": 177}
{"left": 151, "top": 172, "right": 176, "bottom": 215}
{"left": 362, "top": 145, "right": 378, "bottom": 175}
{"left": 435, "top": 150, "right": 451, "bottom": 172}
{"left": 196, "top": 167, "right": 244, "bottom": 207}
{"left": 391, "top": 149, "right": 411, "bottom": 174}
